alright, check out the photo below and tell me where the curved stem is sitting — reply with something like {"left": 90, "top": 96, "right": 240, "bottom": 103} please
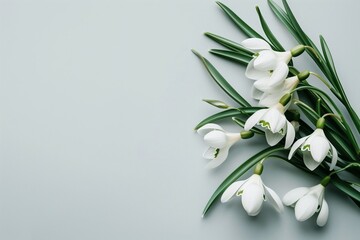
{"left": 329, "top": 163, "right": 360, "bottom": 176}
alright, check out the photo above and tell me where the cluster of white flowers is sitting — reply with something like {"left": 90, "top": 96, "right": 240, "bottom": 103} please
{"left": 197, "top": 38, "right": 337, "bottom": 227}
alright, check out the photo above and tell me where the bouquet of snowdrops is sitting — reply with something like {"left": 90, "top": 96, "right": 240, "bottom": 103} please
{"left": 193, "top": 0, "right": 360, "bottom": 227}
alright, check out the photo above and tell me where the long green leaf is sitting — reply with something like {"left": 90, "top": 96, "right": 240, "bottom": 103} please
{"left": 281, "top": 0, "right": 309, "bottom": 44}
{"left": 331, "top": 175, "right": 360, "bottom": 203}
{"left": 202, "top": 146, "right": 286, "bottom": 216}
{"left": 209, "top": 49, "right": 251, "bottom": 65}
{"left": 267, "top": 0, "right": 299, "bottom": 40}
{"left": 194, "top": 107, "right": 262, "bottom": 130}
{"left": 192, "top": 50, "right": 250, "bottom": 107}
{"left": 194, "top": 109, "right": 242, "bottom": 130}
{"left": 255, "top": 6, "right": 285, "bottom": 51}
{"left": 319, "top": 35, "right": 341, "bottom": 91}
{"left": 216, "top": 1, "right": 264, "bottom": 39}
{"left": 278, "top": 0, "right": 336, "bottom": 88}
{"left": 204, "top": 32, "right": 254, "bottom": 55}
{"left": 268, "top": 0, "right": 334, "bottom": 87}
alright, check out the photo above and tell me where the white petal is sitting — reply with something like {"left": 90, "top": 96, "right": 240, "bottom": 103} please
{"left": 268, "top": 62, "right": 289, "bottom": 87}
{"left": 245, "top": 58, "right": 270, "bottom": 80}
{"left": 254, "top": 50, "right": 277, "bottom": 71}
{"left": 282, "top": 187, "right": 309, "bottom": 206}
{"left": 272, "top": 114, "right": 286, "bottom": 134}
{"left": 259, "top": 93, "right": 281, "bottom": 107}
{"left": 197, "top": 123, "right": 224, "bottom": 136}
{"left": 242, "top": 183, "right": 264, "bottom": 216}
{"left": 221, "top": 180, "right": 246, "bottom": 203}
{"left": 275, "top": 51, "right": 292, "bottom": 64}
{"left": 294, "top": 194, "right": 319, "bottom": 221}
{"left": 329, "top": 144, "right": 338, "bottom": 170}
{"left": 244, "top": 109, "right": 268, "bottom": 131}
{"left": 262, "top": 108, "right": 280, "bottom": 132}
{"left": 251, "top": 85, "right": 264, "bottom": 100}
{"left": 203, "top": 147, "right": 216, "bottom": 159}
{"left": 309, "top": 136, "right": 330, "bottom": 162}
{"left": 264, "top": 185, "right": 284, "bottom": 212}
{"left": 253, "top": 78, "right": 272, "bottom": 92}
{"left": 241, "top": 38, "right": 271, "bottom": 50}
{"left": 316, "top": 199, "right": 329, "bottom": 227}
{"left": 203, "top": 130, "right": 227, "bottom": 148}
{"left": 206, "top": 146, "right": 229, "bottom": 169}
{"left": 284, "top": 121, "right": 295, "bottom": 149}
{"left": 303, "top": 151, "right": 321, "bottom": 171}
{"left": 288, "top": 136, "right": 308, "bottom": 159}
{"left": 265, "top": 129, "right": 284, "bottom": 146}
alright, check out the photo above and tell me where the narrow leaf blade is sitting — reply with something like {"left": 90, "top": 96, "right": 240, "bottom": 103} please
{"left": 205, "top": 32, "right": 254, "bottom": 55}
{"left": 194, "top": 109, "right": 242, "bottom": 130}
{"left": 216, "top": 1, "right": 264, "bottom": 39}
{"left": 255, "top": 6, "right": 285, "bottom": 51}
{"left": 192, "top": 50, "right": 250, "bottom": 107}
{"left": 209, "top": 49, "right": 252, "bottom": 65}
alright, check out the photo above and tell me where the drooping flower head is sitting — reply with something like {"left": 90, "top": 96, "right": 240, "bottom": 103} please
{"left": 242, "top": 38, "right": 292, "bottom": 87}
{"left": 197, "top": 123, "right": 253, "bottom": 168}
{"left": 283, "top": 177, "right": 330, "bottom": 227}
{"left": 244, "top": 95, "right": 295, "bottom": 148}
{"left": 288, "top": 117, "right": 338, "bottom": 171}
{"left": 256, "top": 71, "right": 309, "bottom": 108}
{"left": 221, "top": 162, "right": 283, "bottom": 216}
{"left": 241, "top": 38, "right": 306, "bottom": 104}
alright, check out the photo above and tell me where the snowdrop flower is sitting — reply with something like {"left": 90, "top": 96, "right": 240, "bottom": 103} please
{"left": 257, "top": 76, "right": 299, "bottom": 107}
{"left": 244, "top": 96, "right": 295, "bottom": 148}
{"left": 197, "top": 123, "right": 253, "bottom": 168}
{"left": 283, "top": 177, "right": 330, "bottom": 227}
{"left": 242, "top": 38, "right": 305, "bottom": 89}
{"left": 255, "top": 71, "right": 309, "bottom": 107}
{"left": 288, "top": 117, "right": 338, "bottom": 171}
{"left": 221, "top": 163, "right": 283, "bottom": 216}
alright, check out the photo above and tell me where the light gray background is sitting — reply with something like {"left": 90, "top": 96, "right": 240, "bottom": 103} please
{"left": 0, "top": 0, "right": 359, "bottom": 239}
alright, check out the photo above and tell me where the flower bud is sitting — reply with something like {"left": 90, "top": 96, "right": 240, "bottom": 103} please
{"left": 203, "top": 99, "right": 229, "bottom": 109}
{"left": 291, "top": 45, "right": 305, "bottom": 57}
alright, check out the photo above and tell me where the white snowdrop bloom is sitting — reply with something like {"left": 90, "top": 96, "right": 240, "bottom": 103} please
{"left": 241, "top": 38, "right": 292, "bottom": 89}
{"left": 244, "top": 102, "right": 295, "bottom": 148}
{"left": 283, "top": 181, "right": 329, "bottom": 227}
{"left": 221, "top": 172, "right": 283, "bottom": 216}
{"left": 288, "top": 128, "right": 338, "bottom": 171}
{"left": 257, "top": 76, "right": 300, "bottom": 107}
{"left": 197, "top": 123, "right": 242, "bottom": 168}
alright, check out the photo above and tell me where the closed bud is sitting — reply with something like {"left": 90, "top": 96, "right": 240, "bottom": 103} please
{"left": 203, "top": 99, "right": 229, "bottom": 109}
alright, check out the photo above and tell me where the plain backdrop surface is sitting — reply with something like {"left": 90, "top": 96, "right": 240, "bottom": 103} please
{"left": 0, "top": 0, "right": 359, "bottom": 239}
